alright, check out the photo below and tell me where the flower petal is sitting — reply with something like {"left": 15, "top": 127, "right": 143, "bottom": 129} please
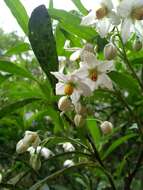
{"left": 78, "top": 81, "right": 92, "bottom": 96}
{"left": 102, "top": 0, "right": 113, "bottom": 11}
{"left": 56, "top": 82, "right": 65, "bottom": 95}
{"left": 96, "top": 19, "right": 111, "bottom": 38}
{"left": 108, "top": 11, "right": 120, "bottom": 25}
{"left": 51, "top": 72, "right": 67, "bottom": 82}
{"left": 71, "top": 90, "right": 81, "bottom": 103}
{"left": 97, "top": 61, "right": 114, "bottom": 73}
{"left": 97, "top": 74, "right": 113, "bottom": 90}
{"left": 121, "top": 18, "right": 133, "bottom": 43}
{"left": 70, "top": 50, "right": 81, "bottom": 62}
{"left": 81, "top": 10, "right": 96, "bottom": 26}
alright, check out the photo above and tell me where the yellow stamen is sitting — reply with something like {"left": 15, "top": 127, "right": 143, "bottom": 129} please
{"left": 89, "top": 69, "right": 98, "bottom": 81}
{"left": 64, "top": 83, "right": 74, "bottom": 95}
{"left": 131, "top": 6, "right": 143, "bottom": 20}
{"left": 96, "top": 5, "right": 108, "bottom": 20}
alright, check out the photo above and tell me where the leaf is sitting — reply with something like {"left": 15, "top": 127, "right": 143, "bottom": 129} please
{"left": 49, "top": 0, "right": 53, "bottom": 9}
{"left": 0, "top": 98, "right": 41, "bottom": 119}
{"left": 71, "top": 0, "right": 88, "bottom": 15}
{"left": 28, "top": 5, "right": 58, "bottom": 86}
{"left": 0, "top": 60, "right": 35, "bottom": 80}
{"left": 102, "top": 133, "right": 138, "bottom": 160}
{"left": 86, "top": 117, "right": 101, "bottom": 148}
{"left": 109, "top": 71, "right": 140, "bottom": 94}
{"left": 48, "top": 8, "right": 97, "bottom": 41}
{"left": 4, "top": 0, "right": 29, "bottom": 35}
{"left": 0, "top": 74, "right": 12, "bottom": 85}
{"left": 4, "top": 43, "right": 31, "bottom": 56}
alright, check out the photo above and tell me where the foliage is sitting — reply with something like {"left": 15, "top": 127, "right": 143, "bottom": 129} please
{"left": 0, "top": 1, "right": 143, "bottom": 190}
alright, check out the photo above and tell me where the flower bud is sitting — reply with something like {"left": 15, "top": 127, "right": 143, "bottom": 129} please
{"left": 0, "top": 173, "right": 2, "bottom": 183}
{"left": 30, "top": 154, "right": 41, "bottom": 171}
{"left": 63, "top": 160, "right": 74, "bottom": 168}
{"left": 100, "top": 121, "right": 113, "bottom": 135}
{"left": 16, "top": 139, "right": 29, "bottom": 154}
{"left": 104, "top": 43, "right": 117, "bottom": 60}
{"left": 58, "top": 96, "right": 72, "bottom": 112}
{"left": 74, "top": 102, "right": 87, "bottom": 116}
{"left": 133, "top": 39, "right": 142, "bottom": 51}
{"left": 23, "top": 131, "right": 41, "bottom": 148}
{"left": 74, "top": 114, "right": 85, "bottom": 127}
{"left": 62, "top": 142, "right": 75, "bottom": 152}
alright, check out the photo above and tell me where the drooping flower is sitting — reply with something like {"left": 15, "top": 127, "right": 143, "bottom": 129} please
{"left": 62, "top": 142, "right": 75, "bottom": 152}
{"left": 63, "top": 160, "right": 74, "bottom": 168}
{"left": 27, "top": 146, "right": 54, "bottom": 159}
{"left": 75, "top": 53, "right": 114, "bottom": 91}
{"left": 117, "top": 0, "right": 143, "bottom": 43}
{"left": 100, "top": 121, "right": 113, "bottom": 135}
{"left": 51, "top": 71, "right": 92, "bottom": 103}
{"left": 81, "top": 0, "right": 120, "bottom": 38}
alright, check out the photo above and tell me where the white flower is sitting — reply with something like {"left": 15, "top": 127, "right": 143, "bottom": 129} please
{"left": 75, "top": 53, "right": 114, "bottom": 91}
{"left": 63, "top": 160, "right": 74, "bottom": 168}
{"left": 69, "top": 43, "right": 94, "bottom": 62}
{"left": 27, "top": 146, "right": 54, "bottom": 159}
{"left": 81, "top": 0, "right": 120, "bottom": 38}
{"left": 58, "top": 96, "right": 73, "bottom": 112}
{"left": 51, "top": 71, "right": 92, "bottom": 103}
{"left": 100, "top": 121, "right": 113, "bottom": 135}
{"left": 16, "top": 131, "right": 41, "bottom": 154}
{"left": 62, "top": 142, "right": 75, "bottom": 152}
{"left": 117, "top": 0, "right": 143, "bottom": 43}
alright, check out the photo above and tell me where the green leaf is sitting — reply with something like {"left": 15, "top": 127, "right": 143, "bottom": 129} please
{"left": 102, "top": 133, "right": 138, "bottom": 160}
{"left": 0, "top": 98, "right": 41, "bottom": 119}
{"left": 86, "top": 117, "right": 101, "bottom": 147}
{"left": 28, "top": 5, "right": 58, "bottom": 86}
{"left": 0, "top": 74, "right": 12, "bottom": 85}
{"left": 0, "top": 60, "right": 35, "bottom": 80}
{"left": 109, "top": 71, "right": 140, "bottom": 94}
{"left": 71, "top": 0, "right": 88, "bottom": 15}
{"left": 48, "top": 8, "right": 97, "bottom": 41}
{"left": 4, "top": 0, "right": 29, "bottom": 35}
{"left": 49, "top": 0, "right": 53, "bottom": 9}
{"left": 4, "top": 43, "right": 31, "bottom": 56}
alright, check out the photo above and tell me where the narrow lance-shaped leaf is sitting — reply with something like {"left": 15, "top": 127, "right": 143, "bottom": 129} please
{"left": 28, "top": 5, "right": 59, "bottom": 87}
{"left": 4, "top": 0, "right": 29, "bottom": 35}
{"left": 5, "top": 43, "right": 31, "bottom": 56}
{"left": 0, "top": 60, "right": 35, "bottom": 80}
{"left": 0, "top": 98, "right": 41, "bottom": 119}
{"left": 71, "top": 0, "right": 88, "bottom": 15}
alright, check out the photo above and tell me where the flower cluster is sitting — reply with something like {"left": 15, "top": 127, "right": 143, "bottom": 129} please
{"left": 81, "top": 0, "right": 143, "bottom": 43}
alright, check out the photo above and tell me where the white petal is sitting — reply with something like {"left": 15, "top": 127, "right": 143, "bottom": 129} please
{"left": 84, "top": 78, "right": 99, "bottom": 91}
{"left": 78, "top": 81, "right": 92, "bottom": 96}
{"left": 96, "top": 19, "right": 111, "bottom": 38}
{"left": 51, "top": 72, "right": 67, "bottom": 82}
{"left": 56, "top": 82, "right": 65, "bottom": 95}
{"left": 117, "top": 0, "right": 133, "bottom": 18}
{"left": 108, "top": 11, "right": 120, "bottom": 25}
{"left": 74, "top": 67, "right": 88, "bottom": 79}
{"left": 121, "top": 18, "right": 133, "bottom": 43}
{"left": 97, "top": 74, "right": 113, "bottom": 90}
{"left": 70, "top": 50, "right": 81, "bottom": 62}
{"left": 71, "top": 90, "right": 80, "bottom": 103}
{"left": 102, "top": 0, "right": 113, "bottom": 11}
{"left": 81, "top": 10, "right": 96, "bottom": 26}
{"left": 97, "top": 61, "right": 114, "bottom": 73}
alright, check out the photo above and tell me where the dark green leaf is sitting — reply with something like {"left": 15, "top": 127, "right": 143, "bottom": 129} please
{"left": 4, "top": 0, "right": 29, "bottom": 35}
{"left": 28, "top": 5, "right": 58, "bottom": 86}
{"left": 0, "top": 98, "right": 41, "bottom": 119}
{"left": 0, "top": 74, "right": 12, "bottom": 85}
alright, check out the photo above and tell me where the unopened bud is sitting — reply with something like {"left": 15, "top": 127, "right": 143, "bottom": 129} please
{"left": 16, "top": 139, "right": 29, "bottom": 154}
{"left": 133, "top": 39, "right": 142, "bottom": 51}
{"left": 100, "top": 121, "right": 113, "bottom": 135}
{"left": 63, "top": 160, "right": 74, "bottom": 168}
{"left": 74, "top": 102, "right": 87, "bottom": 116}
{"left": 23, "top": 131, "right": 40, "bottom": 148}
{"left": 58, "top": 96, "right": 72, "bottom": 112}
{"left": 74, "top": 114, "right": 85, "bottom": 127}
{"left": 30, "top": 154, "right": 41, "bottom": 171}
{"left": 104, "top": 43, "right": 117, "bottom": 60}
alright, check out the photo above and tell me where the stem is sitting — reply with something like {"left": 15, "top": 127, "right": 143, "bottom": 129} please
{"left": 124, "top": 149, "right": 143, "bottom": 190}
{"left": 116, "top": 27, "right": 143, "bottom": 91}
{"left": 87, "top": 135, "right": 116, "bottom": 190}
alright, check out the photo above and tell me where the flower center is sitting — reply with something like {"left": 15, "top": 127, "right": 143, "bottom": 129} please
{"left": 64, "top": 83, "right": 74, "bottom": 95}
{"left": 89, "top": 69, "right": 98, "bottom": 81}
{"left": 131, "top": 6, "right": 143, "bottom": 20}
{"left": 96, "top": 5, "right": 108, "bottom": 19}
